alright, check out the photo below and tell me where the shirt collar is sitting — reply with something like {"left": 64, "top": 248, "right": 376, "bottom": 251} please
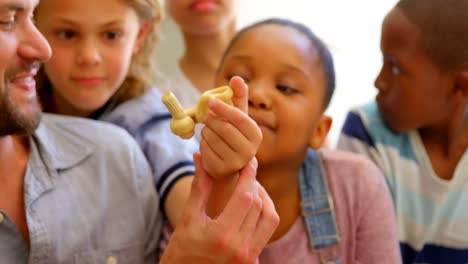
{"left": 32, "top": 115, "right": 94, "bottom": 171}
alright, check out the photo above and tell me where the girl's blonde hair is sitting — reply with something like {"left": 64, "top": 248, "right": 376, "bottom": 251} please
{"left": 37, "top": 0, "right": 164, "bottom": 113}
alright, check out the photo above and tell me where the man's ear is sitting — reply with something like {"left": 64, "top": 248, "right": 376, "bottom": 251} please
{"left": 308, "top": 115, "right": 332, "bottom": 149}
{"left": 133, "top": 21, "right": 153, "bottom": 55}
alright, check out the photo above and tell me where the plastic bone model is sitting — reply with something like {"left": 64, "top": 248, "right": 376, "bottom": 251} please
{"left": 162, "top": 86, "right": 234, "bottom": 139}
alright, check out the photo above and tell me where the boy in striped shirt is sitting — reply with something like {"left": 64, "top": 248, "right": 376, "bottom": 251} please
{"left": 338, "top": 0, "right": 468, "bottom": 263}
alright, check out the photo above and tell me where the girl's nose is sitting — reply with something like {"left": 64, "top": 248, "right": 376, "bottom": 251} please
{"left": 76, "top": 39, "right": 102, "bottom": 66}
{"left": 248, "top": 83, "right": 271, "bottom": 110}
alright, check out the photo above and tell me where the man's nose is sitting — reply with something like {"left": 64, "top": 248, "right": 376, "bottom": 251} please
{"left": 18, "top": 19, "right": 52, "bottom": 63}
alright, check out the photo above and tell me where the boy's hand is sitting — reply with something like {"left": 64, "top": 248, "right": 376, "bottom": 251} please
{"left": 200, "top": 76, "right": 262, "bottom": 179}
{"left": 160, "top": 153, "right": 279, "bottom": 264}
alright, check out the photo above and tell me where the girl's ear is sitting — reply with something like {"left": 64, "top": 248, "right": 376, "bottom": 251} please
{"left": 308, "top": 115, "right": 332, "bottom": 149}
{"left": 133, "top": 21, "right": 153, "bottom": 55}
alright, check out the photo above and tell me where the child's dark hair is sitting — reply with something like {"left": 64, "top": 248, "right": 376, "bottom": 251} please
{"left": 220, "top": 18, "right": 336, "bottom": 110}
{"left": 396, "top": 0, "right": 468, "bottom": 70}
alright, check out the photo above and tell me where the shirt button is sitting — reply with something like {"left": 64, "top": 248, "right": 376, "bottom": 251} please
{"left": 0, "top": 213, "right": 4, "bottom": 223}
{"left": 107, "top": 256, "right": 117, "bottom": 264}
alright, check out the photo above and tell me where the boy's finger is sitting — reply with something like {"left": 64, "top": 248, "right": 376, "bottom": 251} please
{"left": 230, "top": 76, "right": 249, "bottom": 114}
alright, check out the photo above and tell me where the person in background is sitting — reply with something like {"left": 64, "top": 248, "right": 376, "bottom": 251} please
{"left": 0, "top": 0, "right": 279, "bottom": 262}
{"left": 161, "top": 17, "right": 401, "bottom": 263}
{"left": 34, "top": 0, "right": 265, "bottom": 229}
{"left": 338, "top": 0, "right": 468, "bottom": 262}
{"left": 157, "top": 0, "right": 238, "bottom": 139}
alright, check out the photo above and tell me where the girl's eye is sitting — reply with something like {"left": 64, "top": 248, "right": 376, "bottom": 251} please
{"left": 58, "top": 30, "right": 76, "bottom": 39}
{"left": 104, "top": 31, "right": 121, "bottom": 40}
{"left": 277, "top": 85, "right": 296, "bottom": 94}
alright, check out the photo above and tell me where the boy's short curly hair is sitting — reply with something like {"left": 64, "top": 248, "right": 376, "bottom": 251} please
{"left": 397, "top": 0, "right": 468, "bottom": 71}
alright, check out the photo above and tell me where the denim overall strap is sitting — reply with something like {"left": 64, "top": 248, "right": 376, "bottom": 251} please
{"left": 299, "top": 149, "right": 340, "bottom": 263}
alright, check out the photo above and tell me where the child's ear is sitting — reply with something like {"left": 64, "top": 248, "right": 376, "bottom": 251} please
{"left": 133, "top": 21, "right": 153, "bottom": 55}
{"left": 308, "top": 115, "right": 332, "bottom": 149}
{"left": 454, "top": 71, "right": 468, "bottom": 98}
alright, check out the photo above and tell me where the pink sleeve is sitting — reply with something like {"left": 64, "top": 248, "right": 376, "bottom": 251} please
{"left": 355, "top": 161, "right": 401, "bottom": 263}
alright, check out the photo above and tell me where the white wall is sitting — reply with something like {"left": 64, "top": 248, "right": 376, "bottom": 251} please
{"left": 156, "top": 0, "right": 399, "bottom": 145}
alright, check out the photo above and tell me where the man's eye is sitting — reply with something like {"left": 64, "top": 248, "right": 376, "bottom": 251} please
{"left": 0, "top": 18, "right": 15, "bottom": 29}
{"left": 0, "top": 12, "right": 15, "bottom": 29}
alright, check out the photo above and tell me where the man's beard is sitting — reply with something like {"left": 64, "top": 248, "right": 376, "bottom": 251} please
{"left": 0, "top": 80, "right": 42, "bottom": 136}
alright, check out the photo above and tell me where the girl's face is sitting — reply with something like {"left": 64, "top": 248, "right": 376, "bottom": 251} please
{"left": 216, "top": 24, "right": 330, "bottom": 168}
{"left": 167, "top": 0, "right": 237, "bottom": 35}
{"left": 35, "top": 0, "right": 147, "bottom": 117}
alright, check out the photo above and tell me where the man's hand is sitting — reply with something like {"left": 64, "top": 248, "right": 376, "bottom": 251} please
{"left": 160, "top": 153, "right": 279, "bottom": 264}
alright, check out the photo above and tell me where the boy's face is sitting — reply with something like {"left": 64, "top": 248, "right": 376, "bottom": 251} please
{"left": 35, "top": 0, "right": 146, "bottom": 117}
{"left": 375, "top": 8, "right": 455, "bottom": 132}
{"left": 168, "top": 0, "right": 237, "bottom": 35}
{"left": 216, "top": 24, "right": 329, "bottom": 167}
{"left": 0, "top": 0, "right": 51, "bottom": 135}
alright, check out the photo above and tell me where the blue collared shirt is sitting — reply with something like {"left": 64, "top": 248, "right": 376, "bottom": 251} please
{"left": 99, "top": 87, "right": 198, "bottom": 209}
{"left": 0, "top": 114, "right": 162, "bottom": 263}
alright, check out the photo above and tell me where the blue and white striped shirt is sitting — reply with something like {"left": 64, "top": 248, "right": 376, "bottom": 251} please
{"left": 338, "top": 102, "right": 468, "bottom": 264}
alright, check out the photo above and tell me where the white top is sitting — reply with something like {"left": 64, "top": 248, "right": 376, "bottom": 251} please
{"left": 156, "top": 63, "right": 201, "bottom": 109}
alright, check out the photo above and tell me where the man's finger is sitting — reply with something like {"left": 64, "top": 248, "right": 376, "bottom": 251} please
{"left": 238, "top": 182, "right": 263, "bottom": 239}
{"left": 249, "top": 185, "right": 280, "bottom": 258}
{"left": 184, "top": 152, "right": 213, "bottom": 222}
{"left": 217, "top": 158, "right": 258, "bottom": 228}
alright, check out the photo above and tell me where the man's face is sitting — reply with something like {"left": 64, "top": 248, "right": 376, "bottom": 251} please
{"left": 0, "top": 0, "right": 51, "bottom": 136}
